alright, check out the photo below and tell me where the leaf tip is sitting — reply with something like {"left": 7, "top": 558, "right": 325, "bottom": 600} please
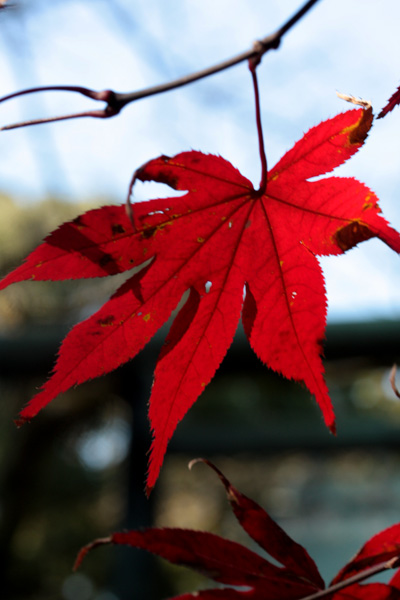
{"left": 188, "top": 457, "right": 205, "bottom": 471}
{"left": 349, "top": 106, "right": 373, "bottom": 146}
{"left": 190, "top": 458, "right": 237, "bottom": 500}
{"left": 377, "top": 85, "right": 400, "bottom": 119}
{"left": 73, "top": 537, "right": 112, "bottom": 571}
{"left": 389, "top": 364, "right": 400, "bottom": 399}
{"left": 14, "top": 416, "right": 30, "bottom": 428}
{"left": 15, "top": 403, "right": 39, "bottom": 427}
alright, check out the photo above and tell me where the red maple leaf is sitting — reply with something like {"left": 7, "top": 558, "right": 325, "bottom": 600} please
{"left": 1, "top": 107, "right": 400, "bottom": 491}
{"left": 377, "top": 85, "right": 400, "bottom": 119}
{"left": 74, "top": 459, "right": 400, "bottom": 599}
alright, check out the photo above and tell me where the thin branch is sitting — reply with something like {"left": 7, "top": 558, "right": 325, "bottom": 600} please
{"left": 300, "top": 556, "right": 400, "bottom": 600}
{"left": 0, "top": 0, "right": 321, "bottom": 131}
{"left": 0, "top": 88, "right": 119, "bottom": 130}
{"left": 249, "top": 62, "right": 267, "bottom": 194}
{"left": 126, "top": 165, "right": 142, "bottom": 226}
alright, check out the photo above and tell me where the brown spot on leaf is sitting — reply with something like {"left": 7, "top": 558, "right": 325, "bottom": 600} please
{"left": 169, "top": 177, "right": 180, "bottom": 189}
{"left": 362, "top": 194, "right": 379, "bottom": 213}
{"left": 72, "top": 215, "right": 85, "bottom": 229}
{"left": 142, "top": 226, "right": 157, "bottom": 239}
{"left": 141, "top": 220, "right": 173, "bottom": 239}
{"left": 347, "top": 107, "right": 373, "bottom": 145}
{"left": 99, "top": 253, "right": 113, "bottom": 267}
{"left": 112, "top": 223, "right": 126, "bottom": 235}
{"left": 97, "top": 315, "right": 114, "bottom": 327}
{"left": 335, "top": 221, "right": 373, "bottom": 251}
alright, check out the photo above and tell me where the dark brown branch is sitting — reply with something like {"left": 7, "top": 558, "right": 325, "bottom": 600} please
{"left": 249, "top": 63, "right": 267, "bottom": 195}
{"left": 300, "top": 556, "right": 400, "bottom": 600}
{"left": 0, "top": 0, "right": 320, "bottom": 131}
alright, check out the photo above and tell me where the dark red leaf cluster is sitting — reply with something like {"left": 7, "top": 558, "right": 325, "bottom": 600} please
{"left": 75, "top": 460, "right": 400, "bottom": 599}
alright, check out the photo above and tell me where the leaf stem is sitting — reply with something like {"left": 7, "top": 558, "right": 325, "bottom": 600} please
{"left": 0, "top": 0, "right": 321, "bottom": 131}
{"left": 300, "top": 556, "right": 400, "bottom": 600}
{"left": 249, "top": 62, "right": 267, "bottom": 195}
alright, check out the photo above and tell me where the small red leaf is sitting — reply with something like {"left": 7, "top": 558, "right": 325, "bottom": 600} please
{"left": 331, "top": 582, "right": 400, "bottom": 599}
{"left": 332, "top": 524, "right": 400, "bottom": 584}
{"left": 170, "top": 591, "right": 257, "bottom": 599}
{"left": 377, "top": 85, "right": 400, "bottom": 119}
{"left": 389, "top": 567, "right": 400, "bottom": 590}
{"left": 192, "top": 459, "right": 324, "bottom": 589}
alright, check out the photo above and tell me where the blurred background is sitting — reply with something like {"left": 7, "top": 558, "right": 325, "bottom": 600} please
{"left": 0, "top": 0, "right": 400, "bottom": 598}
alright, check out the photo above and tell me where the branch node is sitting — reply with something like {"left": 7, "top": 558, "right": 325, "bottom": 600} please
{"left": 0, "top": 0, "right": 321, "bottom": 131}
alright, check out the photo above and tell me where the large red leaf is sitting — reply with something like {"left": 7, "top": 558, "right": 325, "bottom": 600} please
{"left": 75, "top": 529, "right": 318, "bottom": 600}
{"left": 3, "top": 107, "right": 400, "bottom": 489}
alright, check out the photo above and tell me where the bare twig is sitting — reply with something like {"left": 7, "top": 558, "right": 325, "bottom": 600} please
{"left": 0, "top": 0, "right": 320, "bottom": 131}
{"left": 249, "top": 62, "right": 268, "bottom": 195}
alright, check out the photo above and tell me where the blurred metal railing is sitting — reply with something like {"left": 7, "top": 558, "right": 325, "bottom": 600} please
{"left": 1, "top": 319, "right": 399, "bottom": 599}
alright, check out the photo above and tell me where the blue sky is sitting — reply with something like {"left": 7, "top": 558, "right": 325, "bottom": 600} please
{"left": 0, "top": 0, "right": 399, "bottom": 321}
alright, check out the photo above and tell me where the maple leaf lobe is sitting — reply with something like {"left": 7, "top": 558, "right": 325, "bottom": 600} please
{"left": 345, "top": 106, "right": 373, "bottom": 145}
{"left": 334, "top": 221, "right": 374, "bottom": 252}
{"left": 137, "top": 154, "right": 181, "bottom": 190}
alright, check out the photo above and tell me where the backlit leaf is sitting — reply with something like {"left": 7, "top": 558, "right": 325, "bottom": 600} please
{"left": 3, "top": 107, "right": 400, "bottom": 489}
